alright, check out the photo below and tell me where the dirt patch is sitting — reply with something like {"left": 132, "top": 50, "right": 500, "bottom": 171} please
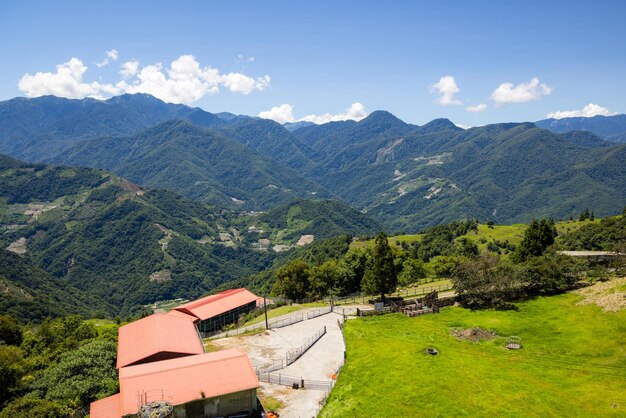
{"left": 6, "top": 237, "right": 27, "bottom": 255}
{"left": 149, "top": 269, "right": 171, "bottom": 283}
{"left": 451, "top": 327, "right": 497, "bottom": 342}
{"left": 574, "top": 276, "right": 626, "bottom": 312}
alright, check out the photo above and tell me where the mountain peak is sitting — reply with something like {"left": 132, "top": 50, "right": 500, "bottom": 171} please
{"left": 361, "top": 110, "right": 405, "bottom": 125}
{"left": 420, "top": 118, "right": 461, "bottom": 133}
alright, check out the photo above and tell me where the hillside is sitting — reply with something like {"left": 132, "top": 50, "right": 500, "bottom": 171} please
{"left": 52, "top": 120, "right": 327, "bottom": 210}
{"left": 256, "top": 199, "right": 382, "bottom": 242}
{"left": 0, "top": 249, "right": 112, "bottom": 321}
{"left": 536, "top": 114, "right": 626, "bottom": 142}
{"left": 306, "top": 121, "right": 626, "bottom": 231}
{"left": 0, "top": 154, "right": 275, "bottom": 314}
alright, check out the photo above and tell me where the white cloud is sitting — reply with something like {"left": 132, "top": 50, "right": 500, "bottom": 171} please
{"left": 258, "top": 102, "right": 368, "bottom": 124}
{"left": 491, "top": 77, "right": 552, "bottom": 106}
{"left": 18, "top": 54, "right": 271, "bottom": 105}
{"left": 545, "top": 103, "right": 615, "bottom": 119}
{"left": 96, "top": 49, "right": 119, "bottom": 67}
{"left": 236, "top": 54, "right": 255, "bottom": 64}
{"left": 258, "top": 104, "right": 295, "bottom": 124}
{"left": 431, "top": 76, "right": 462, "bottom": 106}
{"left": 119, "top": 60, "right": 140, "bottom": 78}
{"left": 300, "top": 102, "right": 368, "bottom": 124}
{"left": 221, "top": 72, "right": 270, "bottom": 94}
{"left": 455, "top": 123, "right": 472, "bottom": 129}
{"left": 466, "top": 103, "right": 487, "bottom": 113}
{"left": 18, "top": 58, "right": 119, "bottom": 99}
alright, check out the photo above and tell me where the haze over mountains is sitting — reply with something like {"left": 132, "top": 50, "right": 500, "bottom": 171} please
{"left": 1, "top": 93, "right": 625, "bottom": 233}
{"left": 536, "top": 114, "right": 626, "bottom": 143}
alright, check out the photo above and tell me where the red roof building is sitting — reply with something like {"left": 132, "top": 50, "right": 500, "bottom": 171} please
{"left": 116, "top": 314, "right": 204, "bottom": 369}
{"left": 171, "top": 288, "right": 259, "bottom": 335}
{"left": 92, "top": 349, "right": 259, "bottom": 418}
{"left": 90, "top": 394, "right": 121, "bottom": 418}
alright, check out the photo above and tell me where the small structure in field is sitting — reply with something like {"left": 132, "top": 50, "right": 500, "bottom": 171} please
{"left": 506, "top": 336, "right": 522, "bottom": 350}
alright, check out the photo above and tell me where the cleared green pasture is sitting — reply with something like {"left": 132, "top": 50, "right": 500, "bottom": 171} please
{"left": 322, "top": 292, "right": 626, "bottom": 417}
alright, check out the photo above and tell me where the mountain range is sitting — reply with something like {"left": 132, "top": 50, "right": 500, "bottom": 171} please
{"left": 0, "top": 153, "right": 380, "bottom": 315}
{"left": 536, "top": 114, "right": 626, "bottom": 143}
{"left": 1, "top": 93, "right": 625, "bottom": 234}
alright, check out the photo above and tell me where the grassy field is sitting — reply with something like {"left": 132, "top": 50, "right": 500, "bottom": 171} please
{"left": 351, "top": 234, "right": 423, "bottom": 250}
{"left": 84, "top": 318, "right": 120, "bottom": 336}
{"left": 351, "top": 219, "right": 599, "bottom": 253}
{"left": 321, "top": 289, "right": 626, "bottom": 417}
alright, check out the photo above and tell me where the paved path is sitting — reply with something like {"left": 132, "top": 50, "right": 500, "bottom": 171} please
{"left": 213, "top": 312, "right": 347, "bottom": 418}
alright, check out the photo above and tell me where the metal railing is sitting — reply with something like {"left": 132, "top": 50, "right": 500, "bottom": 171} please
{"left": 333, "top": 283, "right": 453, "bottom": 306}
{"left": 269, "top": 313, "right": 305, "bottom": 329}
{"left": 286, "top": 326, "right": 326, "bottom": 365}
{"left": 253, "top": 326, "right": 327, "bottom": 377}
{"left": 307, "top": 307, "right": 332, "bottom": 320}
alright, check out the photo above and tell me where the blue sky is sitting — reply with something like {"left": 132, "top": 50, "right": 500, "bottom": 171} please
{"left": 1, "top": 0, "right": 625, "bottom": 126}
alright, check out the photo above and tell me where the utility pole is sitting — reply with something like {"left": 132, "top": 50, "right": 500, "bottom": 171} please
{"left": 264, "top": 294, "right": 269, "bottom": 330}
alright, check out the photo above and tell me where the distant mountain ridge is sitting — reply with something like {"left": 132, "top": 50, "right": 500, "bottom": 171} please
{"left": 0, "top": 94, "right": 227, "bottom": 160}
{"left": 1, "top": 94, "right": 625, "bottom": 232}
{"left": 536, "top": 114, "right": 626, "bottom": 143}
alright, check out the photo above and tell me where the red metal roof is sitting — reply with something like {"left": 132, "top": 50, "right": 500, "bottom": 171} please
{"left": 90, "top": 393, "right": 121, "bottom": 418}
{"left": 172, "top": 288, "right": 258, "bottom": 321}
{"left": 116, "top": 314, "right": 204, "bottom": 368}
{"left": 165, "top": 309, "right": 196, "bottom": 319}
{"left": 118, "top": 349, "right": 259, "bottom": 416}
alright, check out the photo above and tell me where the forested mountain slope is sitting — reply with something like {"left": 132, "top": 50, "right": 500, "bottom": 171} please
{"left": 0, "top": 155, "right": 274, "bottom": 314}
{"left": 52, "top": 120, "right": 327, "bottom": 209}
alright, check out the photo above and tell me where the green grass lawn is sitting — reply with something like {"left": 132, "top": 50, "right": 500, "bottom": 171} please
{"left": 84, "top": 318, "right": 120, "bottom": 335}
{"left": 351, "top": 234, "right": 424, "bottom": 250}
{"left": 321, "top": 293, "right": 626, "bottom": 417}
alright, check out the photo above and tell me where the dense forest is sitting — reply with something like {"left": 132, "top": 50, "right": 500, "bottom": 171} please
{"left": 0, "top": 315, "right": 119, "bottom": 417}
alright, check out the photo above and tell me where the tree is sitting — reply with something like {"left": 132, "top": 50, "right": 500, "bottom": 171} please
{"left": 337, "top": 248, "right": 372, "bottom": 295}
{"left": 0, "top": 315, "right": 22, "bottom": 346}
{"left": 455, "top": 237, "right": 479, "bottom": 258}
{"left": 0, "top": 397, "right": 71, "bottom": 418}
{"left": 431, "top": 255, "right": 460, "bottom": 277}
{"left": 271, "top": 260, "right": 311, "bottom": 300}
{"left": 309, "top": 260, "right": 341, "bottom": 298}
{"left": 518, "top": 254, "right": 583, "bottom": 296}
{"left": 0, "top": 345, "right": 23, "bottom": 405}
{"left": 451, "top": 254, "right": 523, "bottom": 309}
{"left": 513, "top": 219, "right": 557, "bottom": 262}
{"left": 361, "top": 232, "right": 397, "bottom": 301}
{"left": 28, "top": 340, "right": 118, "bottom": 407}
{"left": 398, "top": 258, "right": 427, "bottom": 286}
{"left": 579, "top": 208, "right": 591, "bottom": 221}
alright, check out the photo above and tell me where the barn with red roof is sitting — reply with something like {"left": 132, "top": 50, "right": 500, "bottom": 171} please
{"left": 92, "top": 349, "right": 259, "bottom": 417}
{"left": 170, "top": 288, "right": 259, "bottom": 336}
{"left": 116, "top": 313, "right": 204, "bottom": 368}
{"left": 90, "top": 288, "right": 261, "bottom": 418}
